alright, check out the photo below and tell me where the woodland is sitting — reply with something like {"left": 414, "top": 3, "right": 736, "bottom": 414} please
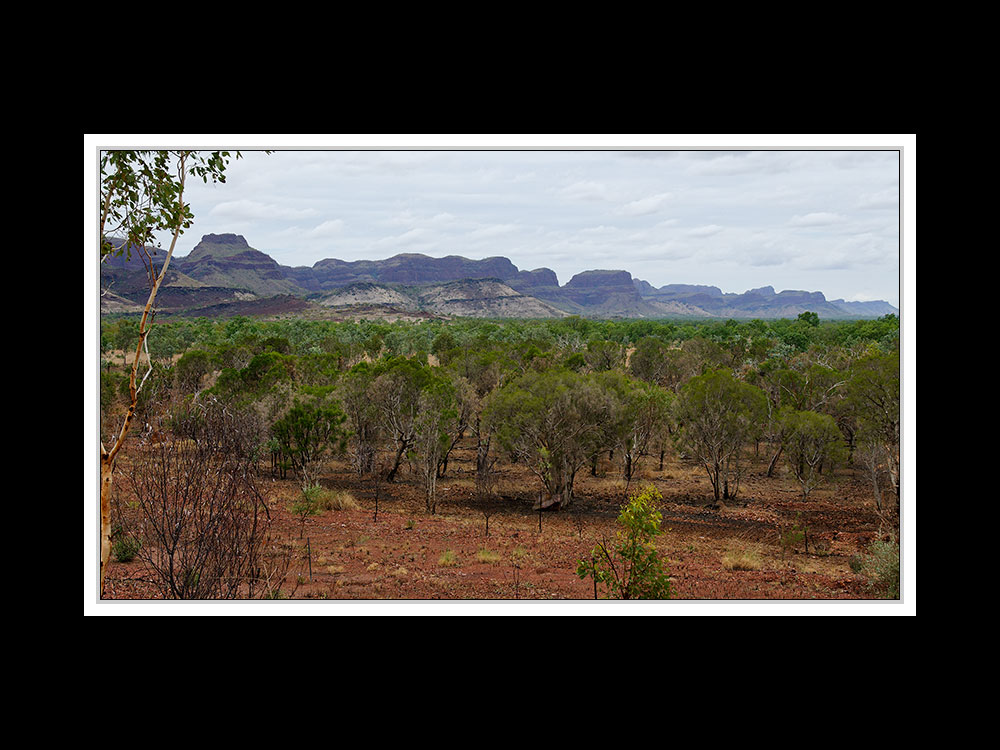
{"left": 99, "top": 312, "right": 902, "bottom": 601}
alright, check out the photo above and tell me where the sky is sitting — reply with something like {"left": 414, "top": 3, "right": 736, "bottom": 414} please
{"left": 121, "top": 137, "right": 904, "bottom": 306}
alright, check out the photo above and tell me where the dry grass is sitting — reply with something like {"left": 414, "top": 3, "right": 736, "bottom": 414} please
{"left": 319, "top": 489, "right": 360, "bottom": 511}
{"left": 476, "top": 548, "right": 502, "bottom": 564}
{"left": 438, "top": 550, "right": 459, "bottom": 567}
{"left": 721, "top": 538, "right": 765, "bottom": 571}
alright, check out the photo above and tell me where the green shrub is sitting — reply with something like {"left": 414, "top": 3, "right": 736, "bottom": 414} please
{"left": 848, "top": 554, "right": 865, "bottom": 574}
{"left": 779, "top": 513, "right": 808, "bottom": 558}
{"left": 290, "top": 483, "right": 325, "bottom": 518}
{"left": 577, "top": 484, "right": 672, "bottom": 599}
{"left": 861, "top": 536, "right": 900, "bottom": 599}
{"left": 112, "top": 533, "right": 141, "bottom": 563}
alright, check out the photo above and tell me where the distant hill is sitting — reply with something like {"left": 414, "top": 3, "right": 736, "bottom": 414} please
{"left": 99, "top": 233, "right": 900, "bottom": 320}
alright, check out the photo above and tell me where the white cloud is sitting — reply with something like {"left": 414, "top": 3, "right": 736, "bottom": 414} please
{"left": 788, "top": 212, "right": 847, "bottom": 227}
{"left": 209, "top": 199, "right": 319, "bottom": 221}
{"left": 686, "top": 151, "right": 793, "bottom": 176}
{"left": 467, "top": 223, "right": 519, "bottom": 240}
{"left": 307, "top": 219, "right": 345, "bottom": 238}
{"left": 619, "top": 192, "right": 673, "bottom": 216}
{"left": 858, "top": 188, "right": 899, "bottom": 210}
{"left": 373, "top": 227, "right": 426, "bottom": 248}
{"left": 686, "top": 224, "right": 725, "bottom": 237}
{"left": 558, "top": 180, "right": 610, "bottom": 202}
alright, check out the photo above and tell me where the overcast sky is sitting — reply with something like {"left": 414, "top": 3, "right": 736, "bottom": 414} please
{"left": 139, "top": 140, "right": 902, "bottom": 305}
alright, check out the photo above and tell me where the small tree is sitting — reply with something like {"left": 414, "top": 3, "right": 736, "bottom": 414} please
{"left": 778, "top": 408, "right": 848, "bottom": 499}
{"left": 270, "top": 398, "right": 348, "bottom": 482}
{"left": 339, "top": 362, "right": 382, "bottom": 477}
{"left": 412, "top": 376, "right": 457, "bottom": 514}
{"left": 290, "top": 483, "right": 325, "bottom": 538}
{"left": 597, "top": 372, "right": 674, "bottom": 493}
{"left": 847, "top": 351, "right": 900, "bottom": 509}
{"left": 577, "top": 485, "right": 672, "bottom": 600}
{"left": 368, "top": 357, "right": 436, "bottom": 482}
{"left": 674, "top": 369, "right": 767, "bottom": 502}
{"left": 485, "top": 368, "right": 612, "bottom": 509}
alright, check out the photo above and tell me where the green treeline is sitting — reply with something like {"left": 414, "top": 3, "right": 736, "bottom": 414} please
{"left": 100, "top": 312, "right": 900, "bottom": 515}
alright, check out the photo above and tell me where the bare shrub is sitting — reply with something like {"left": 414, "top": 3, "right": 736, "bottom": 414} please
{"left": 122, "top": 404, "right": 280, "bottom": 599}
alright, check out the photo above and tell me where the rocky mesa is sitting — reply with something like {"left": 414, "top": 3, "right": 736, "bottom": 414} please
{"left": 100, "top": 233, "right": 899, "bottom": 320}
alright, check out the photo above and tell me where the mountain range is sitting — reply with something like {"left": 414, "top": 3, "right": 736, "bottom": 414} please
{"left": 100, "top": 233, "right": 899, "bottom": 320}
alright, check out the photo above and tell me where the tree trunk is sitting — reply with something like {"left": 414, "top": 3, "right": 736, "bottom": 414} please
{"left": 767, "top": 444, "right": 783, "bottom": 478}
{"left": 99, "top": 454, "right": 115, "bottom": 595}
{"left": 99, "top": 152, "right": 189, "bottom": 598}
{"left": 386, "top": 439, "right": 409, "bottom": 483}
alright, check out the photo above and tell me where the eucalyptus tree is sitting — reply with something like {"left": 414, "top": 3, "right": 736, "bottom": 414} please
{"left": 583, "top": 338, "right": 626, "bottom": 372}
{"left": 446, "top": 346, "right": 509, "bottom": 490}
{"left": 847, "top": 351, "right": 901, "bottom": 510}
{"left": 368, "top": 356, "right": 437, "bottom": 482}
{"left": 754, "top": 357, "right": 847, "bottom": 478}
{"left": 777, "top": 408, "right": 848, "bottom": 499}
{"left": 412, "top": 376, "right": 458, "bottom": 514}
{"left": 596, "top": 371, "right": 674, "bottom": 492}
{"left": 109, "top": 317, "right": 140, "bottom": 370}
{"left": 99, "top": 149, "right": 241, "bottom": 594}
{"left": 628, "top": 336, "right": 670, "bottom": 386}
{"left": 674, "top": 369, "right": 767, "bottom": 503}
{"left": 339, "top": 362, "right": 382, "bottom": 477}
{"left": 485, "top": 368, "right": 613, "bottom": 509}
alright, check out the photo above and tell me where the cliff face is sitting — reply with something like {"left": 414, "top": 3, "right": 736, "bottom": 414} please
{"left": 174, "top": 235, "right": 305, "bottom": 297}
{"left": 377, "top": 254, "right": 518, "bottom": 284}
{"left": 293, "top": 253, "right": 521, "bottom": 289}
{"left": 509, "top": 267, "right": 560, "bottom": 294}
{"left": 101, "top": 233, "right": 899, "bottom": 320}
{"left": 557, "top": 270, "right": 657, "bottom": 317}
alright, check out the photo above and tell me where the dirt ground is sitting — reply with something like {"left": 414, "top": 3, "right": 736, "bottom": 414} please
{"left": 102, "top": 437, "right": 900, "bottom": 605}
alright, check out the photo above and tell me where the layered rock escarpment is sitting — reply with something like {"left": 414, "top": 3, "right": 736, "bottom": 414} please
{"left": 101, "top": 233, "right": 899, "bottom": 320}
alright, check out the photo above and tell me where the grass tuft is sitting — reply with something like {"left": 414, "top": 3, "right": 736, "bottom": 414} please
{"left": 721, "top": 541, "right": 764, "bottom": 571}
{"left": 476, "top": 548, "right": 502, "bottom": 564}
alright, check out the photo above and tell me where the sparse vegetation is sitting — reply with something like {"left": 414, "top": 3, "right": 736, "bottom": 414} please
{"left": 100, "top": 312, "right": 901, "bottom": 602}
